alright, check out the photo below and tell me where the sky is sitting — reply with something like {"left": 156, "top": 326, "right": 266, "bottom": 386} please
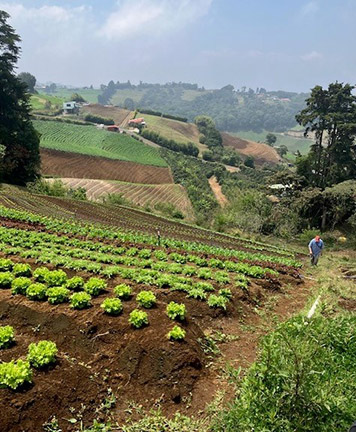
{"left": 1, "top": 0, "right": 355, "bottom": 92}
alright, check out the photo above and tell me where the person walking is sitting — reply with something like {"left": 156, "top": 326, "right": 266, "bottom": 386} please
{"left": 156, "top": 228, "right": 161, "bottom": 246}
{"left": 308, "top": 235, "right": 324, "bottom": 266}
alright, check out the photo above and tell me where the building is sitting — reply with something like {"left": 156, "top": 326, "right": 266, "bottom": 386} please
{"left": 63, "top": 101, "right": 79, "bottom": 115}
{"left": 128, "top": 118, "right": 146, "bottom": 127}
{"left": 106, "top": 125, "right": 120, "bottom": 132}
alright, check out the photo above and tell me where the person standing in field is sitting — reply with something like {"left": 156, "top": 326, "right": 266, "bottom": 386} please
{"left": 308, "top": 235, "right": 324, "bottom": 266}
{"left": 156, "top": 228, "right": 161, "bottom": 246}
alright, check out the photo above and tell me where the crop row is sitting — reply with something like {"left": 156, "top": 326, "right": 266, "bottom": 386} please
{"left": 0, "top": 206, "right": 301, "bottom": 268}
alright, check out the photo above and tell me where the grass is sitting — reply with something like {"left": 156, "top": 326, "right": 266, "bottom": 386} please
{"left": 38, "top": 88, "right": 101, "bottom": 104}
{"left": 33, "top": 120, "right": 168, "bottom": 167}
{"left": 30, "top": 94, "right": 64, "bottom": 111}
{"left": 230, "top": 130, "right": 312, "bottom": 155}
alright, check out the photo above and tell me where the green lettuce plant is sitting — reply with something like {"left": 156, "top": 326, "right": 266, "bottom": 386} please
{"left": 101, "top": 298, "right": 123, "bottom": 316}
{"left": 166, "top": 302, "right": 186, "bottom": 321}
{"left": 13, "top": 263, "right": 32, "bottom": 277}
{"left": 11, "top": 277, "right": 32, "bottom": 295}
{"left": 113, "top": 283, "right": 132, "bottom": 300}
{"left": 129, "top": 309, "right": 148, "bottom": 328}
{"left": 47, "top": 287, "right": 70, "bottom": 304}
{"left": 45, "top": 269, "right": 67, "bottom": 287}
{"left": 0, "top": 258, "right": 14, "bottom": 271}
{"left": 26, "top": 283, "right": 47, "bottom": 301}
{"left": 0, "top": 359, "right": 32, "bottom": 390}
{"left": 70, "top": 292, "right": 92, "bottom": 309}
{"left": 167, "top": 325, "right": 186, "bottom": 341}
{"left": 84, "top": 277, "right": 107, "bottom": 296}
{"left": 0, "top": 325, "right": 15, "bottom": 349}
{"left": 136, "top": 290, "right": 156, "bottom": 308}
{"left": 207, "top": 294, "right": 228, "bottom": 310}
{"left": 0, "top": 271, "right": 14, "bottom": 288}
{"left": 33, "top": 266, "right": 50, "bottom": 282}
{"left": 27, "top": 340, "right": 58, "bottom": 368}
{"left": 66, "top": 276, "right": 84, "bottom": 291}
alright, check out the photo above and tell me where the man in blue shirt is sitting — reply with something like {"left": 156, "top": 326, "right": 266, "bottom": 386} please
{"left": 308, "top": 235, "right": 324, "bottom": 266}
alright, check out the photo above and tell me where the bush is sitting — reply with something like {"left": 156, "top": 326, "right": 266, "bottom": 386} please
{"left": 0, "top": 271, "right": 14, "bottom": 289}
{"left": 167, "top": 325, "right": 186, "bottom": 341}
{"left": 0, "top": 325, "right": 15, "bottom": 349}
{"left": 13, "top": 263, "right": 32, "bottom": 277}
{"left": 33, "top": 266, "right": 50, "bottom": 282}
{"left": 47, "top": 287, "right": 70, "bottom": 304}
{"left": 84, "top": 278, "right": 107, "bottom": 296}
{"left": 70, "top": 292, "right": 92, "bottom": 309}
{"left": 129, "top": 309, "right": 148, "bottom": 328}
{"left": 45, "top": 270, "right": 67, "bottom": 287}
{"left": 66, "top": 276, "right": 84, "bottom": 291}
{"left": 0, "top": 360, "right": 32, "bottom": 390}
{"left": 101, "top": 298, "right": 123, "bottom": 316}
{"left": 26, "top": 283, "right": 47, "bottom": 301}
{"left": 27, "top": 340, "right": 58, "bottom": 368}
{"left": 166, "top": 302, "right": 186, "bottom": 321}
{"left": 207, "top": 294, "right": 228, "bottom": 310}
{"left": 113, "top": 283, "right": 132, "bottom": 300}
{"left": 136, "top": 290, "right": 156, "bottom": 308}
{"left": 11, "top": 277, "right": 32, "bottom": 295}
{"left": 0, "top": 258, "right": 14, "bottom": 272}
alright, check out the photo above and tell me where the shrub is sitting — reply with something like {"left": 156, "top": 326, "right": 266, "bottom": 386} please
{"left": 129, "top": 309, "right": 148, "bottom": 328}
{"left": 11, "top": 277, "right": 32, "bottom": 295}
{"left": 0, "top": 271, "right": 14, "bottom": 289}
{"left": 45, "top": 270, "right": 67, "bottom": 287}
{"left": 207, "top": 294, "right": 228, "bottom": 310}
{"left": 27, "top": 340, "right": 58, "bottom": 368}
{"left": 66, "top": 276, "right": 84, "bottom": 291}
{"left": 33, "top": 266, "right": 50, "bottom": 282}
{"left": 70, "top": 292, "right": 92, "bottom": 309}
{"left": 0, "top": 258, "right": 14, "bottom": 272}
{"left": 136, "top": 290, "right": 156, "bottom": 308}
{"left": 0, "top": 325, "right": 15, "bottom": 349}
{"left": 101, "top": 298, "right": 123, "bottom": 316}
{"left": 167, "top": 325, "right": 186, "bottom": 341}
{"left": 13, "top": 263, "right": 32, "bottom": 277}
{"left": 0, "top": 360, "right": 32, "bottom": 390}
{"left": 84, "top": 278, "right": 107, "bottom": 296}
{"left": 26, "top": 283, "right": 47, "bottom": 301}
{"left": 47, "top": 287, "right": 70, "bottom": 304}
{"left": 166, "top": 302, "right": 186, "bottom": 321}
{"left": 113, "top": 283, "right": 132, "bottom": 300}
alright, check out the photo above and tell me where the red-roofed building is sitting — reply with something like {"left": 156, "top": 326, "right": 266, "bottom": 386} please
{"left": 128, "top": 118, "right": 146, "bottom": 127}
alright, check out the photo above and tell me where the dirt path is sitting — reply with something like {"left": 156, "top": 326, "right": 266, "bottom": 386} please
{"left": 209, "top": 176, "right": 229, "bottom": 207}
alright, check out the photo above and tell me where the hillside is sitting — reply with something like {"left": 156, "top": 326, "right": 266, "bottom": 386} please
{"left": 81, "top": 104, "right": 131, "bottom": 125}
{"left": 33, "top": 120, "right": 167, "bottom": 167}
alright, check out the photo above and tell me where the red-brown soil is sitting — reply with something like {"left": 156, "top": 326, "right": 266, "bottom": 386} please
{"left": 222, "top": 132, "right": 281, "bottom": 165}
{"left": 81, "top": 104, "right": 131, "bottom": 126}
{"left": 208, "top": 176, "right": 228, "bottom": 207}
{"left": 41, "top": 148, "right": 173, "bottom": 184}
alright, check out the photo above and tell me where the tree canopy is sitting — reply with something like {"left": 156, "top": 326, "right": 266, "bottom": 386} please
{"left": 0, "top": 10, "right": 40, "bottom": 184}
{"left": 18, "top": 71, "right": 36, "bottom": 93}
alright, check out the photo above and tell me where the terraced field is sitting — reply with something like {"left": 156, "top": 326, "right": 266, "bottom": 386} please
{"left": 52, "top": 178, "right": 195, "bottom": 220}
{"left": 41, "top": 148, "right": 173, "bottom": 184}
{"left": 0, "top": 185, "right": 304, "bottom": 431}
{"left": 33, "top": 120, "right": 167, "bottom": 167}
{"left": 81, "top": 104, "right": 131, "bottom": 125}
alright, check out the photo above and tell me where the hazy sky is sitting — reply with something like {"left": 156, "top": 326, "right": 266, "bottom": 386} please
{"left": 1, "top": 0, "right": 355, "bottom": 92}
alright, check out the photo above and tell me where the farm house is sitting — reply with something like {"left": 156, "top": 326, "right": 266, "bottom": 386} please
{"left": 128, "top": 117, "right": 146, "bottom": 127}
{"left": 62, "top": 101, "right": 79, "bottom": 115}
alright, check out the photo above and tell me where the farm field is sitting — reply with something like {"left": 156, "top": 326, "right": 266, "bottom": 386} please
{"left": 41, "top": 148, "right": 173, "bottom": 184}
{"left": 33, "top": 120, "right": 168, "bottom": 167}
{"left": 0, "top": 189, "right": 305, "bottom": 430}
{"left": 110, "top": 88, "right": 149, "bottom": 106}
{"left": 222, "top": 132, "right": 281, "bottom": 165}
{"left": 52, "top": 178, "right": 195, "bottom": 220}
{"left": 38, "top": 88, "right": 102, "bottom": 104}
{"left": 30, "top": 94, "right": 64, "bottom": 111}
{"left": 81, "top": 104, "right": 131, "bottom": 125}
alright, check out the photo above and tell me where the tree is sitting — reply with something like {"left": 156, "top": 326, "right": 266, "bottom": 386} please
{"left": 124, "top": 97, "right": 135, "bottom": 110}
{"left": 296, "top": 83, "right": 356, "bottom": 189}
{"left": 277, "top": 145, "right": 288, "bottom": 157}
{"left": 266, "top": 133, "right": 277, "bottom": 146}
{"left": 18, "top": 71, "right": 36, "bottom": 93}
{"left": 70, "top": 93, "right": 86, "bottom": 103}
{"left": 0, "top": 10, "right": 40, "bottom": 184}
{"left": 244, "top": 156, "right": 255, "bottom": 169}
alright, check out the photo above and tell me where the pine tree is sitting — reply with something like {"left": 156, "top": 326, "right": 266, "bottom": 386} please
{"left": 0, "top": 10, "right": 40, "bottom": 185}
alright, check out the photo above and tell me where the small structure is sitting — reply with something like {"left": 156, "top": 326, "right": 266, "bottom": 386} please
{"left": 106, "top": 125, "right": 120, "bottom": 133}
{"left": 128, "top": 118, "right": 146, "bottom": 127}
{"left": 63, "top": 101, "right": 79, "bottom": 115}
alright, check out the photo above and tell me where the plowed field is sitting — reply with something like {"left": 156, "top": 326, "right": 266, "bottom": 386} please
{"left": 41, "top": 149, "right": 173, "bottom": 184}
{"left": 81, "top": 104, "right": 131, "bottom": 125}
{"left": 222, "top": 132, "right": 281, "bottom": 165}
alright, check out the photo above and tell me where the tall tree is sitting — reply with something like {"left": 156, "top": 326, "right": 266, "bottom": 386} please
{"left": 296, "top": 83, "right": 356, "bottom": 189}
{"left": 18, "top": 71, "right": 36, "bottom": 93}
{"left": 0, "top": 10, "right": 40, "bottom": 185}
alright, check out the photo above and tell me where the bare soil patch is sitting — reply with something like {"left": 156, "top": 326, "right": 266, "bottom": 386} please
{"left": 208, "top": 176, "right": 228, "bottom": 207}
{"left": 41, "top": 148, "right": 173, "bottom": 184}
{"left": 81, "top": 104, "right": 130, "bottom": 126}
{"left": 222, "top": 132, "right": 281, "bottom": 165}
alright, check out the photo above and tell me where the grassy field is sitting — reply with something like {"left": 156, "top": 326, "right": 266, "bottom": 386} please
{"left": 33, "top": 120, "right": 168, "bottom": 167}
{"left": 38, "top": 88, "right": 101, "bottom": 104}
{"left": 30, "top": 94, "right": 64, "bottom": 111}
{"left": 231, "top": 130, "right": 312, "bottom": 155}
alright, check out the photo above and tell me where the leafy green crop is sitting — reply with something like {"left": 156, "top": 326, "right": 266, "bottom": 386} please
{"left": 66, "top": 276, "right": 84, "bottom": 291}
{"left": 187, "top": 288, "right": 207, "bottom": 300}
{"left": 0, "top": 325, "right": 15, "bottom": 349}
{"left": 27, "top": 340, "right": 58, "bottom": 368}
{"left": 0, "top": 359, "right": 32, "bottom": 390}
{"left": 113, "top": 283, "right": 132, "bottom": 300}
{"left": 45, "top": 269, "right": 67, "bottom": 287}
{"left": 84, "top": 278, "right": 107, "bottom": 296}
{"left": 207, "top": 294, "right": 228, "bottom": 310}
{"left": 33, "top": 266, "right": 50, "bottom": 282}
{"left": 11, "top": 277, "right": 32, "bottom": 295}
{"left": 70, "top": 292, "right": 92, "bottom": 309}
{"left": 13, "top": 263, "right": 32, "bottom": 277}
{"left": 26, "top": 283, "right": 47, "bottom": 301}
{"left": 129, "top": 309, "right": 148, "bottom": 328}
{"left": 136, "top": 290, "right": 156, "bottom": 308}
{"left": 0, "top": 271, "right": 14, "bottom": 288}
{"left": 167, "top": 325, "right": 186, "bottom": 341}
{"left": 0, "top": 258, "right": 14, "bottom": 271}
{"left": 101, "top": 298, "right": 123, "bottom": 316}
{"left": 218, "top": 288, "right": 232, "bottom": 300}
{"left": 47, "top": 287, "right": 70, "bottom": 304}
{"left": 166, "top": 302, "right": 186, "bottom": 321}
{"left": 194, "top": 281, "right": 214, "bottom": 292}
